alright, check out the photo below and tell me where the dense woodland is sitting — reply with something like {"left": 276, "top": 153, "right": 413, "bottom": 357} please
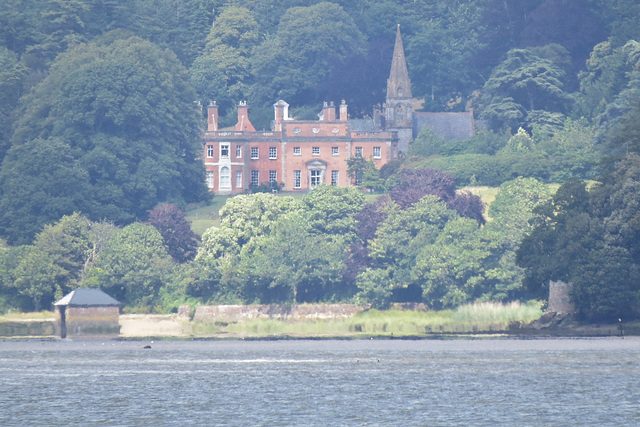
{"left": 1, "top": 0, "right": 640, "bottom": 321}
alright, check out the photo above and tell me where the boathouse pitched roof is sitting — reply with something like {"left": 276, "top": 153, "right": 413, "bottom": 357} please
{"left": 54, "top": 288, "right": 120, "bottom": 307}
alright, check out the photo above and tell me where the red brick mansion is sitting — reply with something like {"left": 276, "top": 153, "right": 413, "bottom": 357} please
{"left": 202, "top": 26, "right": 475, "bottom": 194}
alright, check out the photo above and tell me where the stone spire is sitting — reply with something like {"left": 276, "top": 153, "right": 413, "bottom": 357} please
{"left": 387, "top": 24, "right": 412, "bottom": 99}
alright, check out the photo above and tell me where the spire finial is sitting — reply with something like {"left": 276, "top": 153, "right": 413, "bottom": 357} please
{"left": 387, "top": 24, "right": 412, "bottom": 99}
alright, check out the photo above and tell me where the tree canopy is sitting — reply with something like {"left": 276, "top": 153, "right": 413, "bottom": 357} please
{"left": 0, "top": 34, "right": 208, "bottom": 244}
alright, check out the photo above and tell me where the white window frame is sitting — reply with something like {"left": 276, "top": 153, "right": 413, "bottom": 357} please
{"left": 312, "top": 147, "right": 320, "bottom": 156}
{"left": 235, "top": 170, "right": 242, "bottom": 188}
{"left": 220, "top": 166, "right": 230, "bottom": 189}
{"left": 206, "top": 171, "right": 214, "bottom": 189}
{"left": 373, "top": 146, "right": 381, "bottom": 159}
{"left": 251, "top": 147, "right": 259, "bottom": 159}
{"left": 332, "top": 147, "right": 339, "bottom": 156}
{"left": 269, "top": 170, "right": 277, "bottom": 183}
{"left": 331, "top": 170, "right": 339, "bottom": 186}
{"left": 293, "top": 170, "right": 301, "bottom": 188}
{"left": 206, "top": 145, "right": 214, "bottom": 158}
{"left": 269, "top": 146, "right": 277, "bottom": 159}
{"left": 293, "top": 147, "right": 301, "bottom": 156}
{"left": 236, "top": 145, "right": 242, "bottom": 158}
{"left": 221, "top": 144, "right": 230, "bottom": 158}
{"left": 310, "top": 170, "right": 322, "bottom": 187}
{"left": 355, "top": 147, "right": 363, "bottom": 157}
{"left": 250, "top": 170, "right": 259, "bottom": 186}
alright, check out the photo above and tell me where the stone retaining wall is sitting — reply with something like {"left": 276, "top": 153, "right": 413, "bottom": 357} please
{"left": 0, "top": 320, "right": 56, "bottom": 337}
{"left": 193, "top": 304, "right": 365, "bottom": 323}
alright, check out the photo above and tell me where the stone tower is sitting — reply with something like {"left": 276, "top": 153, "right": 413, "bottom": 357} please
{"left": 385, "top": 24, "right": 413, "bottom": 153}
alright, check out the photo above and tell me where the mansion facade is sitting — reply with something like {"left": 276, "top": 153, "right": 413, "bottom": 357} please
{"left": 202, "top": 26, "right": 475, "bottom": 194}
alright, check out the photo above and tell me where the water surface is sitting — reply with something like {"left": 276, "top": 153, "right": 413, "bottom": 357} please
{"left": 1, "top": 338, "right": 638, "bottom": 426}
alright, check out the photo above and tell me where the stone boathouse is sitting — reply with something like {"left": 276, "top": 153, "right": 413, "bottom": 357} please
{"left": 54, "top": 288, "right": 120, "bottom": 338}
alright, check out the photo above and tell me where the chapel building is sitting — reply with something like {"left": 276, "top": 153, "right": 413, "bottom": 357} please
{"left": 202, "top": 25, "right": 475, "bottom": 194}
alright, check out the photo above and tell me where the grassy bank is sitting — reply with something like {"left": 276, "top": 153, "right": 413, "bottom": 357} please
{"left": 192, "top": 301, "right": 544, "bottom": 338}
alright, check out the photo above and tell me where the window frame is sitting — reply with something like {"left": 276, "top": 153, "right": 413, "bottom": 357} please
{"left": 293, "top": 170, "right": 301, "bottom": 188}
{"left": 220, "top": 166, "right": 230, "bottom": 188}
{"left": 331, "top": 170, "right": 339, "bottom": 186}
{"left": 310, "top": 170, "right": 322, "bottom": 187}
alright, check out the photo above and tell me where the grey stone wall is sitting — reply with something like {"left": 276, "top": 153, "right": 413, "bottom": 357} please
{"left": 547, "top": 280, "right": 574, "bottom": 314}
{"left": 58, "top": 306, "right": 120, "bottom": 337}
{"left": 193, "top": 304, "right": 364, "bottom": 323}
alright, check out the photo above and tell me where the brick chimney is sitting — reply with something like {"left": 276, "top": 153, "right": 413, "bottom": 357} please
{"left": 328, "top": 101, "right": 336, "bottom": 121}
{"left": 207, "top": 101, "right": 218, "bottom": 131}
{"left": 339, "top": 100, "right": 348, "bottom": 121}
{"left": 322, "top": 101, "right": 337, "bottom": 121}
{"left": 273, "top": 100, "right": 289, "bottom": 132}
{"left": 235, "top": 101, "right": 255, "bottom": 131}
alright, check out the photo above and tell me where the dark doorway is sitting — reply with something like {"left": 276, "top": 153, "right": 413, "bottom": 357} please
{"left": 59, "top": 306, "right": 67, "bottom": 339}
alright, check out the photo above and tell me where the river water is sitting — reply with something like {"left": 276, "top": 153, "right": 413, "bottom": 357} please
{"left": 0, "top": 338, "right": 638, "bottom": 426}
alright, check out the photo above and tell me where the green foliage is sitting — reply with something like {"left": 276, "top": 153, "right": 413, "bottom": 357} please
{"left": 88, "top": 223, "right": 174, "bottom": 308}
{"left": 570, "top": 245, "right": 640, "bottom": 321}
{"left": 515, "top": 176, "right": 640, "bottom": 320}
{"left": 354, "top": 268, "right": 394, "bottom": 309}
{"left": 302, "top": 185, "right": 365, "bottom": 237}
{"left": 499, "top": 127, "right": 536, "bottom": 154}
{"left": 540, "top": 118, "right": 598, "bottom": 181}
{"left": 415, "top": 217, "right": 490, "bottom": 309}
{"left": 0, "top": 45, "right": 27, "bottom": 163}
{"left": 250, "top": 2, "right": 366, "bottom": 107}
{"left": 238, "top": 213, "right": 348, "bottom": 303}
{"left": 408, "top": 1, "right": 483, "bottom": 110}
{"left": 0, "top": 34, "right": 208, "bottom": 244}
{"left": 346, "top": 156, "right": 384, "bottom": 192}
{"left": 409, "top": 126, "right": 448, "bottom": 157}
{"left": 0, "top": 138, "right": 92, "bottom": 245}
{"left": 481, "top": 47, "right": 571, "bottom": 132}
{"left": 191, "top": 6, "right": 259, "bottom": 114}
{"left": 576, "top": 40, "right": 640, "bottom": 124}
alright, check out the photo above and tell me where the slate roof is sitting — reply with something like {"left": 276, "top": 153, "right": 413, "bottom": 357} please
{"left": 348, "top": 118, "right": 377, "bottom": 132}
{"left": 413, "top": 112, "right": 475, "bottom": 141}
{"left": 54, "top": 288, "right": 120, "bottom": 307}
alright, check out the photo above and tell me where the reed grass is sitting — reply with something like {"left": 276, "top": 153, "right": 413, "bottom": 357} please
{"left": 0, "top": 310, "right": 55, "bottom": 321}
{"left": 217, "top": 301, "right": 543, "bottom": 337}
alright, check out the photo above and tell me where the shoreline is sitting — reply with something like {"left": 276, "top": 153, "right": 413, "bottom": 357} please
{"left": 1, "top": 312, "right": 635, "bottom": 340}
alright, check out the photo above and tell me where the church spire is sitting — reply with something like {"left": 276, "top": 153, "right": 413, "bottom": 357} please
{"left": 387, "top": 24, "right": 411, "bottom": 99}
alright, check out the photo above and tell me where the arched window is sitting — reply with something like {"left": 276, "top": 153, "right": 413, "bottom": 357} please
{"left": 220, "top": 166, "right": 230, "bottom": 189}
{"left": 395, "top": 104, "right": 405, "bottom": 122}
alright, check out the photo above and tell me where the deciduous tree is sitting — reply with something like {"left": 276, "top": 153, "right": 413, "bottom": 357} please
{"left": 148, "top": 204, "right": 200, "bottom": 263}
